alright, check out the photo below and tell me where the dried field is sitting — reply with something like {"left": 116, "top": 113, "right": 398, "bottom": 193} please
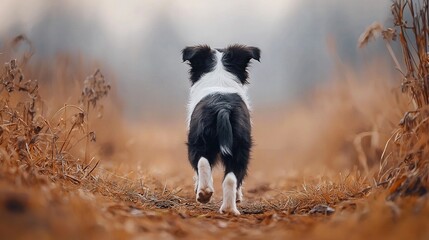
{"left": 2, "top": 1, "right": 429, "bottom": 239}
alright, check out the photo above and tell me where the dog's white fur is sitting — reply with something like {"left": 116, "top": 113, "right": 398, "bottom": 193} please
{"left": 196, "top": 157, "right": 214, "bottom": 203}
{"left": 187, "top": 50, "right": 251, "bottom": 128}
{"left": 220, "top": 172, "right": 240, "bottom": 215}
{"left": 220, "top": 144, "right": 232, "bottom": 156}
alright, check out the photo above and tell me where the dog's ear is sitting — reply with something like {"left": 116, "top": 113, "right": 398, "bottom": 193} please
{"left": 182, "top": 45, "right": 215, "bottom": 84}
{"left": 182, "top": 46, "right": 198, "bottom": 62}
{"left": 246, "top": 46, "right": 261, "bottom": 62}
{"left": 223, "top": 45, "right": 260, "bottom": 84}
{"left": 182, "top": 45, "right": 211, "bottom": 63}
{"left": 224, "top": 45, "right": 261, "bottom": 63}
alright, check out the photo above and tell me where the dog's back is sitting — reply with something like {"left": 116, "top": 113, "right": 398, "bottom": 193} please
{"left": 188, "top": 92, "right": 251, "bottom": 166}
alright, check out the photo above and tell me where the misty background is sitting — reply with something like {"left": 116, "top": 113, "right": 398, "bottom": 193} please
{"left": 0, "top": 0, "right": 391, "bottom": 119}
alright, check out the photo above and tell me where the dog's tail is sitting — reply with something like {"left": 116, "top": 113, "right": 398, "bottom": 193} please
{"left": 217, "top": 109, "right": 233, "bottom": 156}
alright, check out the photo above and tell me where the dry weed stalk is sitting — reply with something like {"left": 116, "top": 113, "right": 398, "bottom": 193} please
{"left": 361, "top": 0, "right": 429, "bottom": 199}
{"left": 79, "top": 69, "right": 111, "bottom": 163}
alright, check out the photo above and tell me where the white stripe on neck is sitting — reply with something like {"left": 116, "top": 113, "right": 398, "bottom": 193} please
{"left": 187, "top": 50, "right": 251, "bottom": 128}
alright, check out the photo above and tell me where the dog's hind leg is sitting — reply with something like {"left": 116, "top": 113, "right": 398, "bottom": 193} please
{"left": 196, "top": 157, "right": 214, "bottom": 204}
{"left": 219, "top": 135, "right": 250, "bottom": 213}
{"left": 219, "top": 172, "right": 240, "bottom": 215}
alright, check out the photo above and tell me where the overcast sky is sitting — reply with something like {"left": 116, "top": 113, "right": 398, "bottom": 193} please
{"left": 0, "top": 0, "right": 391, "bottom": 118}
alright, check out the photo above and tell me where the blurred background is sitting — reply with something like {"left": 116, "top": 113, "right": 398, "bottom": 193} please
{"left": 0, "top": 0, "right": 391, "bottom": 120}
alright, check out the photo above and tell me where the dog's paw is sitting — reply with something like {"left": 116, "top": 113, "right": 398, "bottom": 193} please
{"left": 219, "top": 203, "right": 240, "bottom": 216}
{"left": 196, "top": 187, "right": 213, "bottom": 204}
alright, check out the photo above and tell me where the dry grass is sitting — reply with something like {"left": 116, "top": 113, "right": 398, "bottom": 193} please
{"left": 358, "top": 0, "right": 429, "bottom": 201}
{"left": 0, "top": 37, "right": 110, "bottom": 187}
{"left": 1, "top": 1, "right": 429, "bottom": 238}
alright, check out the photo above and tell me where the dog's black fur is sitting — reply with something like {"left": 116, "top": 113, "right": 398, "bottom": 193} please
{"left": 187, "top": 93, "right": 252, "bottom": 188}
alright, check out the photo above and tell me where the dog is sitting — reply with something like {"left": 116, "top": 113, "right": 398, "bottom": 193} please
{"left": 182, "top": 44, "right": 260, "bottom": 215}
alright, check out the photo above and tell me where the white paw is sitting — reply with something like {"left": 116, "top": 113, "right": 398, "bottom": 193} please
{"left": 196, "top": 187, "right": 214, "bottom": 204}
{"left": 196, "top": 158, "right": 214, "bottom": 204}
{"left": 219, "top": 203, "right": 240, "bottom": 216}
{"left": 219, "top": 172, "right": 240, "bottom": 215}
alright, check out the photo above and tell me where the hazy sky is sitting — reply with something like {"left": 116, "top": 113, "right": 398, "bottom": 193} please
{"left": 0, "top": 0, "right": 391, "bottom": 118}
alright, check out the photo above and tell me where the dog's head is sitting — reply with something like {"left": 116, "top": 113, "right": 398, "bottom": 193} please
{"left": 182, "top": 44, "right": 260, "bottom": 85}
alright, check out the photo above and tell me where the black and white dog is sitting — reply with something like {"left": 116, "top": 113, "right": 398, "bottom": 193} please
{"left": 182, "top": 44, "right": 260, "bottom": 215}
